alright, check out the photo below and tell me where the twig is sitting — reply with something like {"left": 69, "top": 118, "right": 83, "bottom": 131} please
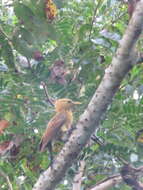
{"left": 0, "top": 169, "right": 13, "bottom": 190}
{"left": 116, "top": 156, "right": 129, "bottom": 165}
{"left": 89, "top": 1, "right": 102, "bottom": 40}
{"left": 40, "top": 81, "right": 55, "bottom": 106}
{"left": 0, "top": 27, "right": 12, "bottom": 42}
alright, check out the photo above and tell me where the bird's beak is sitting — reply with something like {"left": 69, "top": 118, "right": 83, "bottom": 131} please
{"left": 72, "top": 101, "right": 81, "bottom": 105}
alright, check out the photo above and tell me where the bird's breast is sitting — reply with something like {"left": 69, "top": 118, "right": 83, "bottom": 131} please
{"left": 65, "top": 111, "right": 73, "bottom": 129}
{"left": 59, "top": 111, "right": 73, "bottom": 132}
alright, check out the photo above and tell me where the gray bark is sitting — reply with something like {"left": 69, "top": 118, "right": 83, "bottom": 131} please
{"left": 90, "top": 175, "right": 122, "bottom": 190}
{"left": 33, "top": 1, "right": 143, "bottom": 190}
{"left": 72, "top": 160, "right": 85, "bottom": 190}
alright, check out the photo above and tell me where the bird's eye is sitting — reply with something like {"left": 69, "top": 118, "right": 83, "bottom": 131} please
{"left": 68, "top": 100, "right": 72, "bottom": 103}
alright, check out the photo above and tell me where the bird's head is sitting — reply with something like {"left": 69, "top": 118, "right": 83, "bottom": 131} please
{"left": 55, "top": 98, "right": 81, "bottom": 112}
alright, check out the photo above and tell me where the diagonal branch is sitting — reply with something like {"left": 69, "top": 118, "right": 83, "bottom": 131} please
{"left": 33, "top": 1, "right": 143, "bottom": 190}
{"left": 0, "top": 169, "right": 13, "bottom": 190}
{"left": 90, "top": 174, "right": 122, "bottom": 190}
{"left": 121, "top": 164, "right": 143, "bottom": 190}
{"left": 85, "top": 163, "right": 143, "bottom": 190}
{"left": 40, "top": 81, "right": 55, "bottom": 106}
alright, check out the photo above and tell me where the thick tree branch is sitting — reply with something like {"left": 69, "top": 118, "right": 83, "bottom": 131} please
{"left": 89, "top": 174, "right": 122, "bottom": 190}
{"left": 121, "top": 164, "right": 143, "bottom": 190}
{"left": 33, "top": 1, "right": 143, "bottom": 190}
{"left": 87, "top": 164, "right": 143, "bottom": 190}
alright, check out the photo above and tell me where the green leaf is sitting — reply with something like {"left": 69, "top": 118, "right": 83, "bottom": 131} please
{"left": 0, "top": 29, "right": 15, "bottom": 69}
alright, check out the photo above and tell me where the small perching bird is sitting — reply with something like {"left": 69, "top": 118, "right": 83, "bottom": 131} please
{"left": 39, "top": 98, "right": 81, "bottom": 165}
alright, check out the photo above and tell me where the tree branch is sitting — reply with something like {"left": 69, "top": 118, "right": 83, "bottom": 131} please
{"left": 0, "top": 169, "right": 13, "bottom": 190}
{"left": 121, "top": 164, "right": 143, "bottom": 190}
{"left": 89, "top": 1, "right": 102, "bottom": 40}
{"left": 87, "top": 163, "right": 143, "bottom": 190}
{"left": 72, "top": 160, "right": 85, "bottom": 190}
{"left": 40, "top": 81, "right": 55, "bottom": 106}
{"left": 33, "top": 1, "right": 143, "bottom": 190}
{"left": 89, "top": 174, "right": 122, "bottom": 190}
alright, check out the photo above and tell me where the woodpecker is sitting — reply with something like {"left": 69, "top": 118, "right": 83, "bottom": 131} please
{"left": 39, "top": 98, "right": 81, "bottom": 164}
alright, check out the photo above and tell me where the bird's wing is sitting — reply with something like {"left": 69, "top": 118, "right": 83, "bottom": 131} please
{"left": 39, "top": 112, "right": 67, "bottom": 152}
